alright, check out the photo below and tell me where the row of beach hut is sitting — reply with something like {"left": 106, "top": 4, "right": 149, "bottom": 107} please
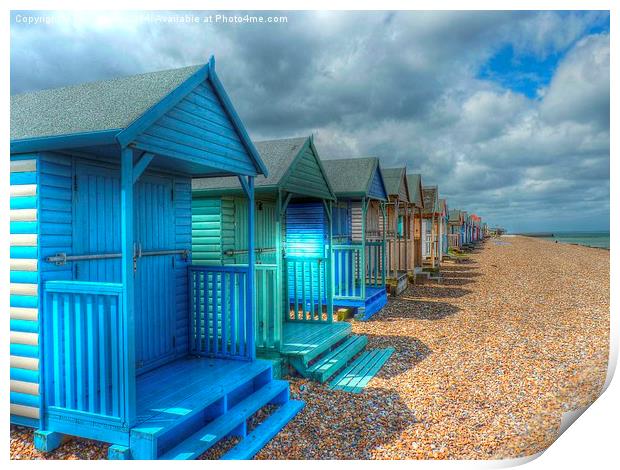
{"left": 9, "top": 60, "right": 487, "bottom": 460}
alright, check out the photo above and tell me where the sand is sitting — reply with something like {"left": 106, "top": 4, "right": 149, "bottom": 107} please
{"left": 10, "top": 236, "right": 610, "bottom": 460}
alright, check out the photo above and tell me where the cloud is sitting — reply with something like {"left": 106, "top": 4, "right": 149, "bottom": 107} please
{"left": 10, "top": 10, "right": 609, "bottom": 232}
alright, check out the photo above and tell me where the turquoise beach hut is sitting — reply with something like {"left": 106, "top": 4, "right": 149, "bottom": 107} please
{"left": 10, "top": 60, "right": 302, "bottom": 460}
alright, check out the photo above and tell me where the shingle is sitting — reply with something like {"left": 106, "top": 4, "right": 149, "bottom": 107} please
{"left": 322, "top": 157, "right": 378, "bottom": 196}
{"left": 422, "top": 186, "right": 438, "bottom": 214}
{"left": 11, "top": 64, "right": 203, "bottom": 140}
{"left": 407, "top": 173, "right": 423, "bottom": 207}
{"left": 382, "top": 168, "right": 405, "bottom": 196}
{"left": 192, "top": 136, "right": 308, "bottom": 191}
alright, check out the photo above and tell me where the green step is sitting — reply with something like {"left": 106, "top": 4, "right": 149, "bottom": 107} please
{"left": 329, "top": 348, "right": 395, "bottom": 393}
{"left": 220, "top": 400, "right": 305, "bottom": 460}
{"left": 159, "top": 380, "right": 289, "bottom": 460}
{"left": 307, "top": 335, "right": 368, "bottom": 383}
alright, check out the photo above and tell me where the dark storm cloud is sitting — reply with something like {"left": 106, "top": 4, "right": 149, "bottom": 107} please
{"left": 10, "top": 10, "right": 610, "bottom": 232}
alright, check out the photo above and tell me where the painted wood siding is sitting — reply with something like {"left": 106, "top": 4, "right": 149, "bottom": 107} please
{"left": 351, "top": 202, "right": 362, "bottom": 241}
{"left": 191, "top": 198, "right": 222, "bottom": 265}
{"left": 285, "top": 202, "right": 327, "bottom": 258}
{"left": 174, "top": 179, "right": 192, "bottom": 356}
{"left": 367, "top": 168, "right": 387, "bottom": 200}
{"left": 134, "top": 80, "right": 256, "bottom": 176}
{"left": 10, "top": 154, "right": 41, "bottom": 426}
{"left": 282, "top": 145, "right": 332, "bottom": 200}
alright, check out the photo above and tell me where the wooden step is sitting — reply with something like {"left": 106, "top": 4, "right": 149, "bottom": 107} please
{"left": 307, "top": 335, "right": 368, "bottom": 383}
{"left": 220, "top": 400, "right": 304, "bottom": 460}
{"left": 329, "top": 348, "right": 394, "bottom": 393}
{"left": 159, "top": 380, "right": 290, "bottom": 460}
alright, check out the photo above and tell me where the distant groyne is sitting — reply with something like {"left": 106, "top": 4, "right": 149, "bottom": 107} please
{"left": 515, "top": 233, "right": 554, "bottom": 238}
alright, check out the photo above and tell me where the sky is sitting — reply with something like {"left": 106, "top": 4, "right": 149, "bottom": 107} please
{"left": 10, "top": 10, "right": 610, "bottom": 232}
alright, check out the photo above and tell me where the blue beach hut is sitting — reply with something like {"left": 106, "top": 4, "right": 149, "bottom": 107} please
{"left": 322, "top": 157, "right": 390, "bottom": 320}
{"left": 10, "top": 59, "right": 302, "bottom": 460}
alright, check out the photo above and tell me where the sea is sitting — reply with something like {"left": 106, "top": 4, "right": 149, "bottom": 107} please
{"left": 539, "top": 231, "right": 610, "bottom": 249}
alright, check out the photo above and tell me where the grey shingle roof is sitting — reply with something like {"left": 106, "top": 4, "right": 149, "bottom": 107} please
{"left": 448, "top": 209, "right": 462, "bottom": 223}
{"left": 422, "top": 186, "right": 438, "bottom": 214}
{"left": 192, "top": 137, "right": 308, "bottom": 191}
{"left": 407, "top": 173, "right": 423, "bottom": 207}
{"left": 322, "top": 157, "right": 378, "bottom": 196}
{"left": 382, "top": 168, "right": 403, "bottom": 196}
{"left": 11, "top": 64, "right": 203, "bottom": 140}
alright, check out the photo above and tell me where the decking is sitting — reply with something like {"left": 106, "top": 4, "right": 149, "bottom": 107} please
{"left": 332, "top": 286, "right": 388, "bottom": 320}
{"left": 126, "top": 356, "right": 303, "bottom": 460}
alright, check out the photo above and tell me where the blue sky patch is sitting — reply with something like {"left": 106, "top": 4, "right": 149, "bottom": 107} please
{"left": 478, "top": 13, "right": 610, "bottom": 99}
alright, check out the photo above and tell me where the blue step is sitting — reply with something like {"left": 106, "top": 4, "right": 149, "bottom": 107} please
{"left": 360, "top": 292, "right": 388, "bottom": 320}
{"left": 220, "top": 400, "right": 305, "bottom": 460}
{"left": 307, "top": 335, "right": 368, "bottom": 383}
{"left": 159, "top": 380, "right": 290, "bottom": 460}
{"left": 329, "top": 348, "right": 394, "bottom": 393}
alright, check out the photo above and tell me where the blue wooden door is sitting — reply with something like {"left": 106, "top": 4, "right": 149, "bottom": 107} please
{"left": 74, "top": 163, "right": 177, "bottom": 373}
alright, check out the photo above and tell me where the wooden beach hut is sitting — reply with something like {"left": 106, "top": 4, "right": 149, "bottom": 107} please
{"left": 192, "top": 140, "right": 393, "bottom": 384}
{"left": 448, "top": 209, "right": 464, "bottom": 249}
{"left": 381, "top": 168, "right": 412, "bottom": 295}
{"left": 421, "top": 186, "right": 441, "bottom": 269}
{"left": 438, "top": 198, "right": 449, "bottom": 258}
{"left": 322, "top": 157, "right": 389, "bottom": 320}
{"left": 10, "top": 60, "right": 303, "bottom": 460}
{"left": 406, "top": 173, "right": 425, "bottom": 280}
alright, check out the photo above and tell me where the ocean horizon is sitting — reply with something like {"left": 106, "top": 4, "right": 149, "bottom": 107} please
{"left": 520, "top": 231, "right": 610, "bottom": 249}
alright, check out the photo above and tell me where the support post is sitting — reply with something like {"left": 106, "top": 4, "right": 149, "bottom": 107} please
{"left": 360, "top": 197, "right": 367, "bottom": 300}
{"left": 275, "top": 190, "right": 283, "bottom": 349}
{"left": 380, "top": 201, "right": 387, "bottom": 288}
{"left": 246, "top": 176, "right": 256, "bottom": 359}
{"left": 120, "top": 147, "right": 136, "bottom": 426}
{"left": 326, "top": 200, "right": 333, "bottom": 323}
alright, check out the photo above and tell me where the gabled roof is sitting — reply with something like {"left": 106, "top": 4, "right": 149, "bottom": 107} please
{"left": 382, "top": 167, "right": 410, "bottom": 203}
{"left": 11, "top": 58, "right": 267, "bottom": 177}
{"left": 406, "top": 173, "right": 424, "bottom": 208}
{"left": 322, "top": 157, "right": 387, "bottom": 200}
{"left": 439, "top": 198, "right": 447, "bottom": 216}
{"left": 422, "top": 186, "right": 439, "bottom": 215}
{"left": 12, "top": 65, "right": 202, "bottom": 140}
{"left": 448, "top": 209, "right": 463, "bottom": 224}
{"left": 192, "top": 136, "right": 335, "bottom": 200}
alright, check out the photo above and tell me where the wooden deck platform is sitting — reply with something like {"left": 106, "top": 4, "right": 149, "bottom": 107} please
{"left": 120, "top": 357, "right": 303, "bottom": 460}
{"left": 333, "top": 286, "right": 388, "bottom": 320}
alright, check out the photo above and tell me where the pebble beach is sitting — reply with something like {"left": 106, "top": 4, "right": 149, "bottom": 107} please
{"left": 10, "top": 236, "right": 610, "bottom": 460}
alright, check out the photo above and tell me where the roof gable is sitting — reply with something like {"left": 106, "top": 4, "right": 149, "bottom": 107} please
{"left": 280, "top": 138, "right": 335, "bottom": 200}
{"left": 11, "top": 65, "right": 202, "bottom": 141}
{"left": 11, "top": 58, "right": 267, "bottom": 177}
{"left": 322, "top": 157, "right": 387, "bottom": 200}
{"left": 382, "top": 167, "right": 410, "bottom": 203}
{"left": 367, "top": 164, "right": 388, "bottom": 200}
{"left": 422, "top": 186, "right": 439, "bottom": 214}
{"left": 407, "top": 173, "right": 424, "bottom": 208}
{"left": 193, "top": 136, "right": 335, "bottom": 200}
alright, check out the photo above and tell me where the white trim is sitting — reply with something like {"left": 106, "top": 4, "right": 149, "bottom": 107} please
{"left": 10, "top": 355, "right": 39, "bottom": 371}
{"left": 10, "top": 283, "right": 38, "bottom": 296}
{"left": 10, "top": 209, "right": 38, "bottom": 222}
{"left": 11, "top": 380, "right": 39, "bottom": 396}
{"left": 10, "top": 159, "right": 37, "bottom": 173}
{"left": 10, "top": 259, "right": 38, "bottom": 272}
{"left": 10, "top": 234, "right": 38, "bottom": 246}
{"left": 10, "top": 184, "right": 37, "bottom": 197}
{"left": 10, "top": 331, "right": 39, "bottom": 346}
{"left": 10, "top": 404, "right": 39, "bottom": 419}
{"left": 10, "top": 307, "right": 38, "bottom": 321}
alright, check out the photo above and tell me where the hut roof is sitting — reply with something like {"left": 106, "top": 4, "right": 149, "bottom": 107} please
{"left": 382, "top": 167, "right": 410, "bottom": 202}
{"left": 448, "top": 209, "right": 462, "bottom": 223}
{"left": 406, "top": 173, "right": 424, "bottom": 208}
{"left": 10, "top": 61, "right": 268, "bottom": 176}
{"left": 439, "top": 198, "right": 447, "bottom": 216}
{"left": 12, "top": 65, "right": 203, "bottom": 140}
{"left": 422, "top": 186, "right": 439, "bottom": 214}
{"left": 322, "top": 157, "right": 387, "bottom": 200}
{"left": 192, "top": 136, "right": 335, "bottom": 200}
